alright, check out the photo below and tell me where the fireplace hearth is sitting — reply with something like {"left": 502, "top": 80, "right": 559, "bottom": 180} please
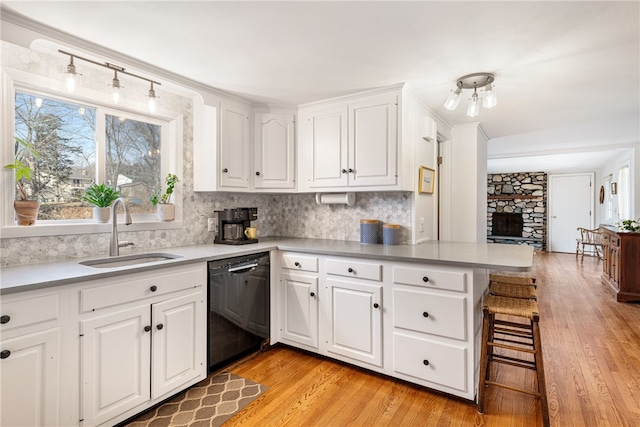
{"left": 492, "top": 212, "right": 523, "bottom": 237}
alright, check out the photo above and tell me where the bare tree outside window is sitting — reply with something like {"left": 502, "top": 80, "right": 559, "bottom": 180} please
{"left": 13, "top": 91, "right": 163, "bottom": 221}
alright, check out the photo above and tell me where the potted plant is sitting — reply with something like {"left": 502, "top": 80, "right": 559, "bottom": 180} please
{"left": 82, "top": 183, "right": 120, "bottom": 223}
{"left": 151, "top": 173, "right": 179, "bottom": 221}
{"left": 3, "top": 137, "right": 41, "bottom": 226}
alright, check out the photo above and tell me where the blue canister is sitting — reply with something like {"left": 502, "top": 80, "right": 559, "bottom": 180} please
{"left": 383, "top": 224, "right": 400, "bottom": 245}
{"left": 360, "top": 219, "right": 379, "bottom": 244}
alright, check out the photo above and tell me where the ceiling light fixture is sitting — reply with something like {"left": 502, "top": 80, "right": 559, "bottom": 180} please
{"left": 65, "top": 55, "right": 81, "bottom": 93}
{"left": 59, "top": 50, "right": 161, "bottom": 112}
{"left": 443, "top": 72, "right": 496, "bottom": 117}
{"left": 147, "top": 82, "right": 157, "bottom": 113}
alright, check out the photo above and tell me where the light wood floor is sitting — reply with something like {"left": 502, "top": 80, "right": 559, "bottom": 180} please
{"left": 226, "top": 252, "right": 640, "bottom": 426}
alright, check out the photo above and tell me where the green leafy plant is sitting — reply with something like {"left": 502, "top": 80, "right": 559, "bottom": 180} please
{"left": 3, "top": 137, "right": 41, "bottom": 201}
{"left": 150, "top": 173, "right": 180, "bottom": 205}
{"left": 82, "top": 183, "right": 120, "bottom": 208}
{"left": 616, "top": 219, "right": 640, "bottom": 232}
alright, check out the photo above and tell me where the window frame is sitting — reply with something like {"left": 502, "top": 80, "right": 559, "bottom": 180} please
{"left": 1, "top": 67, "right": 183, "bottom": 239}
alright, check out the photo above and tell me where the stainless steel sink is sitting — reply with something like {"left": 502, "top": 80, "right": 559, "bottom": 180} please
{"left": 79, "top": 253, "right": 182, "bottom": 268}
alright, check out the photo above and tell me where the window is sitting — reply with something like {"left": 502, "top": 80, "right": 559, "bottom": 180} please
{"left": 618, "top": 165, "right": 630, "bottom": 220}
{"left": 13, "top": 90, "right": 164, "bottom": 222}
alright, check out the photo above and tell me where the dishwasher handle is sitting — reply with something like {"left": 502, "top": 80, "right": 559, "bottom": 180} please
{"left": 228, "top": 262, "right": 259, "bottom": 274}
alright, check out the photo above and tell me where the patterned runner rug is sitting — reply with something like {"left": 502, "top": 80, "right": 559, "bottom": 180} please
{"left": 124, "top": 372, "right": 268, "bottom": 427}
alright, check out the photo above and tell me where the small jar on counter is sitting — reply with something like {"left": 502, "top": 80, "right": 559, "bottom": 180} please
{"left": 383, "top": 223, "right": 400, "bottom": 245}
{"left": 360, "top": 219, "right": 379, "bottom": 244}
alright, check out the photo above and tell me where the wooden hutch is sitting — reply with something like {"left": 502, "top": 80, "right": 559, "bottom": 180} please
{"left": 600, "top": 225, "right": 640, "bottom": 302}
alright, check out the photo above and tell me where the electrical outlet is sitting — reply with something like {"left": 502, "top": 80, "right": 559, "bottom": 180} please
{"left": 207, "top": 218, "right": 216, "bottom": 232}
{"left": 419, "top": 217, "right": 425, "bottom": 233}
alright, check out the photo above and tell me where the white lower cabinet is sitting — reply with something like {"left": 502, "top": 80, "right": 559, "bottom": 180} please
{"left": 0, "top": 289, "right": 67, "bottom": 427}
{"left": 280, "top": 271, "right": 319, "bottom": 349}
{"left": 76, "top": 264, "right": 207, "bottom": 426}
{"left": 274, "top": 252, "right": 483, "bottom": 401}
{"left": 326, "top": 278, "right": 382, "bottom": 367}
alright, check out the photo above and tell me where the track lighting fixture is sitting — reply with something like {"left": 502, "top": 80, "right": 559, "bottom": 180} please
{"left": 147, "top": 82, "right": 157, "bottom": 113}
{"left": 443, "top": 72, "right": 496, "bottom": 117}
{"left": 59, "top": 50, "right": 161, "bottom": 112}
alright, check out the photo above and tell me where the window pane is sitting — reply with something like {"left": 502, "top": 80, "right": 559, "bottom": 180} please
{"left": 618, "top": 166, "right": 630, "bottom": 220}
{"left": 105, "top": 115, "right": 161, "bottom": 214}
{"left": 14, "top": 92, "right": 96, "bottom": 220}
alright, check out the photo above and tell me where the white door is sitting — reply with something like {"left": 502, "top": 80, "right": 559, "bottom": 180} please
{"left": 300, "top": 105, "right": 349, "bottom": 189}
{"left": 220, "top": 103, "right": 250, "bottom": 189}
{"left": 280, "top": 271, "right": 319, "bottom": 349}
{"left": 326, "top": 279, "right": 382, "bottom": 367}
{"left": 81, "top": 305, "right": 151, "bottom": 426}
{"left": 0, "top": 329, "right": 60, "bottom": 427}
{"left": 254, "top": 113, "right": 295, "bottom": 190}
{"left": 548, "top": 173, "right": 594, "bottom": 253}
{"left": 348, "top": 93, "right": 398, "bottom": 187}
{"left": 152, "top": 292, "right": 204, "bottom": 399}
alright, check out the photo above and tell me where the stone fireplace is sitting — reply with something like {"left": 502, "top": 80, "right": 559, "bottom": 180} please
{"left": 487, "top": 172, "right": 547, "bottom": 250}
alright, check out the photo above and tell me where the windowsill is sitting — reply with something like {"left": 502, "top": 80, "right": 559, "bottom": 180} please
{"left": 0, "top": 219, "right": 182, "bottom": 239}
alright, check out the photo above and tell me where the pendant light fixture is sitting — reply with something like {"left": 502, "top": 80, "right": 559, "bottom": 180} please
{"left": 64, "top": 55, "right": 81, "bottom": 93}
{"left": 59, "top": 50, "right": 161, "bottom": 113}
{"left": 111, "top": 70, "right": 122, "bottom": 104}
{"left": 443, "top": 72, "right": 496, "bottom": 117}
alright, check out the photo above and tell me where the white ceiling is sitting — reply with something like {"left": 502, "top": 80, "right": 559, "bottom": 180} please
{"left": 2, "top": 1, "right": 639, "bottom": 174}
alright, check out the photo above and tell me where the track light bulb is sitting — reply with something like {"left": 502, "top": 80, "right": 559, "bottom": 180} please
{"left": 112, "top": 71, "right": 122, "bottom": 104}
{"left": 65, "top": 56, "right": 79, "bottom": 93}
{"left": 444, "top": 86, "right": 462, "bottom": 110}
{"left": 147, "top": 83, "right": 157, "bottom": 113}
{"left": 483, "top": 84, "right": 497, "bottom": 108}
{"left": 467, "top": 89, "right": 480, "bottom": 117}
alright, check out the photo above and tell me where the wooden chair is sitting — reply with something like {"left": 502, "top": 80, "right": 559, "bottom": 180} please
{"left": 488, "top": 273, "right": 537, "bottom": 300}
{"left": 575, "top": 228, "right": 604, "bottom": 262}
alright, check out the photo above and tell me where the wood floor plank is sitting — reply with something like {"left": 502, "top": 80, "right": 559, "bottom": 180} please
{"left": 221, "top": 252, "right": 640, "bottom": 427}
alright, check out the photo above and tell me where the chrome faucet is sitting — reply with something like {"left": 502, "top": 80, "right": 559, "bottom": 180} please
{"left": 110, "top": 197, "right": 134, "bottom": 256}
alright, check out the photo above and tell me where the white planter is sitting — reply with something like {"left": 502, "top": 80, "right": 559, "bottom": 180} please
{"left": 94, "top": 207, "right": 110, "bottom": 223}
{"left": 157, "top": 204, "right": 175, "bottom": 221}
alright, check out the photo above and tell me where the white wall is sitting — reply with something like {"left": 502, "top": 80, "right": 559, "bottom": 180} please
{"left": 447, "top": 123, "right": 488, "bottom": 243}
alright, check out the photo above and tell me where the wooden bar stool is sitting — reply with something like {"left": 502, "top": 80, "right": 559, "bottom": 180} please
{"left": 489, "top": 273, "right": 537, "bottom": 300}
{"left": 478, "top": 295, "right": 550, "bottom": 427}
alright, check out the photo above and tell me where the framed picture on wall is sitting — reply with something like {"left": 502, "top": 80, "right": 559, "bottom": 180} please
{"left": 611, "top": 182, "right": 618, "bottom": 195}
{"left": 419, "top": 166, "right": 435, "bottom": 194}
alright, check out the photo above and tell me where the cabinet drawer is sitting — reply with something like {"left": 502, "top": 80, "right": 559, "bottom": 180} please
{"left": 393, "top": 289, "right": 466, "bottom": 340}
{"left": 79, "top": 266, "right": 204, "bottom": 313}
{"left": 393, "top": 332, "right": 467, "bottom": 392}
{"left": 0, "top": 293, "right": 59, "bottom": 332}
{"left": 281, "top": 253, "right": 319, "bottom": 273}
{"left": 393, "top": 265, "right": 466, "bottom": 293}
{"left": 326, "top": 259, "right": 382, "bottom": 282}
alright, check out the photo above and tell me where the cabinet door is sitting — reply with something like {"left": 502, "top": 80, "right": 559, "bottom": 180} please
{"left": 220, "top": 102, "right": 250, "bottom": 189}
{"left": 0, "top": 329, "right": 60, "bottom": 427}
{"left": 80, "top": 305, "right": 151, "bottom": 426}
{"left": 151, "top": 291, "right": 205, "bottom": 399}
{"left": 300, "top": 105, "right": 349, "bottom": 189}
{"left": 280, "top": 271, "right": 319, "bottom": 349}
{"left": 326, "top": 278, "right": 382, "bottom": 367}
{"left": 254, "top": 113, "right": 296, "bottom": 190}
{"left": 348, "top": 93, "right": 398, "bottom": 187}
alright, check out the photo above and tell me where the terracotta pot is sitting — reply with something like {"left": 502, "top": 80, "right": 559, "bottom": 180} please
{"left": 93, "top": 206, "right": 111, "bottom": 223}
{"left": 14, "top": 200, "right": 40, "bottom": 226}
{"left": 157, "top": 204, "right": 175, "bottom": 221}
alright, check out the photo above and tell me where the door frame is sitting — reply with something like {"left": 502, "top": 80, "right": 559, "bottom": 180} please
{"left": 547, "top": 172, "right": 595, "bottom": 252}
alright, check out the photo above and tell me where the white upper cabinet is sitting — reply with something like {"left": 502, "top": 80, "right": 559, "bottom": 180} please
{"left": 220, "top": 102, "right": 251, "bottom": 189}
{"left": 298, "top": 89, "right": 400, "bottom": 192}
{"left": 253, "top": 113, "right": 296, "bottom": 190}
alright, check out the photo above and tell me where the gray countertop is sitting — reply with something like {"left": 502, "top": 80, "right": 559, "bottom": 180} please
{"left": 0, "top": 237, "right": 534, "bottom": 295}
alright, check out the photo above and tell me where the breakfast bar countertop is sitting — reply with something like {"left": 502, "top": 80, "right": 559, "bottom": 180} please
{"left": 0, "top": 237, "right": 534, "bottom": 294}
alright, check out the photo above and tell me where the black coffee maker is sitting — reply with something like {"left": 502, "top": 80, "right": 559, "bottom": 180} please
{"left": 214, "top": 207, "right": 258, "bottom": 245}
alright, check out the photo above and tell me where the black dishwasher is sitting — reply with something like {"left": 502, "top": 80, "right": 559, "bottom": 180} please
{"left": 208, "top": 252, "right": 270, "bottom": 371}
